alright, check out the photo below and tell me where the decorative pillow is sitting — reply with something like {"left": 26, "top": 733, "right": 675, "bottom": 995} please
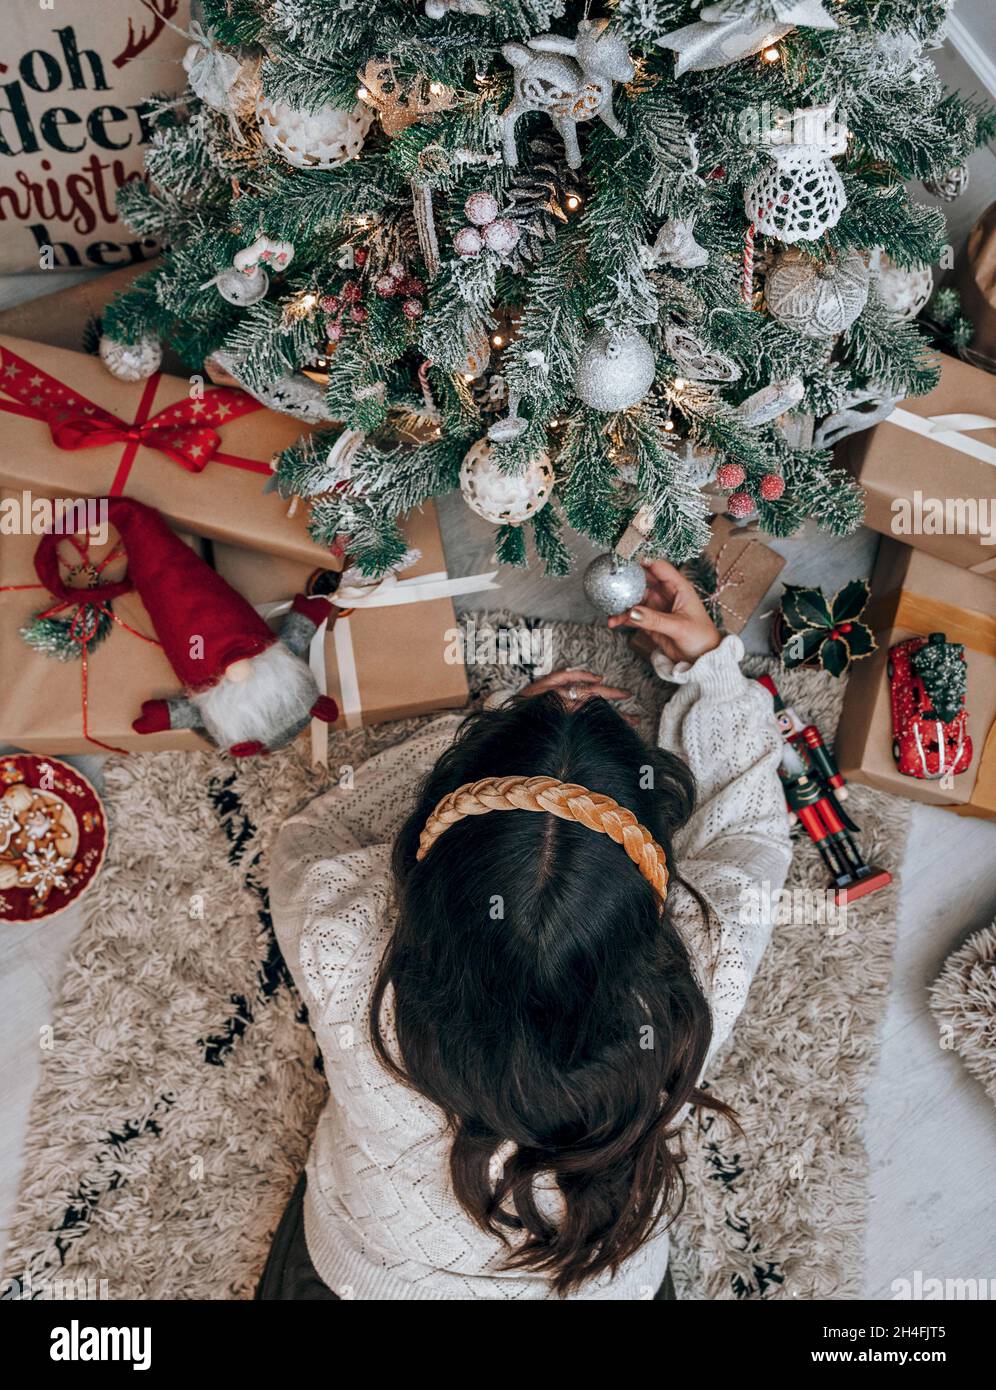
{"left": 0, "top": 1, "right": 189, "bottom": 273}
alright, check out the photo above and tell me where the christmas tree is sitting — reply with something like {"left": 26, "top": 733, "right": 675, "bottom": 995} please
{"left": 102, "top": 0, "right": 994, "bottom": 575}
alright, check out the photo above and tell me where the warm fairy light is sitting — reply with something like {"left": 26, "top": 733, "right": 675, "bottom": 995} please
{"left": 674, "top": 377, "right": 686, "bottom": 390}
{"left": 566, "top": 194, "right": 581, "bottom": 211}
{"left": 663, "top": 419, "right": 675, "bottom": 432}
{"left": 300, "top": 292, "right": 319, "bottom": 310}
{"left": 492, "top": 333, "right": 504, "bottom": 347}
{"left": 463, "top": 372, "right": 475, "bottom": 381}
{"left": 429, "top": 82, "right": 445, "bottom": 95}
{"left": 761, "top": 46, "right": 781, "bottom": 63}
{"left": 357, "top": 85, "right": 369, "bottom": 100}
{"left": 550, "top": 418, "right": 559, "bottom": 427}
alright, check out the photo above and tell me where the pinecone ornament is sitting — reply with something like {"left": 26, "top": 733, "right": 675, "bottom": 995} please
{"left": 501, "top": 138, "right": 583, "bottom": 274}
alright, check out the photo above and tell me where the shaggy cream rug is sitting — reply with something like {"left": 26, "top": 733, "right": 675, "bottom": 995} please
{"left": 930, "top": 924, "right": 996, "bottom": 1111}
{"left": 2, "top": 616, "right": 910, "bottom": 1300}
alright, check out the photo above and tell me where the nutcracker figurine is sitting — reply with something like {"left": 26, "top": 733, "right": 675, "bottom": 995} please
{"left": 757, "top": 675, "right": 891, "bottom": 905}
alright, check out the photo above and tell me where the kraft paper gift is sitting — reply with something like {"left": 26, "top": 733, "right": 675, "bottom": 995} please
{"left": 699, "top": 514, "right": 786, "bottom": 634}
{"left": 835, "top": 540, "right": 996, "bottom": 818}
{"left": 0, "top": 493, "right": 205, "bottom": 753}
{"left": 837, "top": 352, "right": 996, "bottom": 576}
{"left": 213, "top": 502, "right": 487, "bottom": 753}
{"left": 0, "top": 333, "right": 333, "bottom": 565}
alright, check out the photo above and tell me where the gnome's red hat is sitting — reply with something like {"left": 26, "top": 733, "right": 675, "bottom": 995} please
{"left": 40, "top": 497, "right": 276, "bottom": 689}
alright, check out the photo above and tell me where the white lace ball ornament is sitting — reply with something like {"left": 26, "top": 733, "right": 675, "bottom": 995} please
{"left": 745, "top": 102, "right": 848, "bottom": 244}
{"left": 454, "top": 226, "right": 483, "bottom": 257}
{"left": 459, "top": 437, "right": 553, "bottom": 524}
{"left": 215, "top": 265, "right": 269, "bottom": 306}
{"left": 765, "top": 249, "right": 869, "bottom": 338}
{"left": 257, "top": 96, "right": 372, "bottom": 169}
{"left": 482, "top": 218, "right": 520, "bottom": 255}
{"left": 465, "top": 191, "right": 500, "bottom": 226}
{"left": 98, "top": 333, "right": 162, "bottom": 382}
{"left": 876, "top": 254, "right": 933, "bottom": 321}
{"left": 574, "top": 331, "right": 656, "bottom": 411}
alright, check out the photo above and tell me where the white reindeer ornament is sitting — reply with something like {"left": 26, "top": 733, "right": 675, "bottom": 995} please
{"left": 501, "top": 19, "right": 634, "bottom": 170}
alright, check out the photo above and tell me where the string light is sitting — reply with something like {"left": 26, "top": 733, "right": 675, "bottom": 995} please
{"left": 357, "top": 85, "right": 369, "bottom": 100}
{"left": 566, "top": 194, "right": 581, "bottom": 211}
{"left": 429, "top": 82, "right": 445, "bottom": 95}
{"left": 663, "top": 418, "right": 675, "bottom": 432}
{"left": 492, "top": 333, "right": 504, "bottom": 347}
{"left": 761, "top": 46, "right": 781, "bottom": 63}
{"left": 674, "top": 377, "right": 686, "bottom": 390}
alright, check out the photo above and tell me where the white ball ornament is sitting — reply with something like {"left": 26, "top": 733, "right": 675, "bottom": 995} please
{"left": 582, "top": 552, "right": 647, "bottom": 616}
{"left": 765, "top": 248, "right": 869, "bottom": 339}
{"left": 454, "top": 226, "right": 483, "bottom": 257}
{"left": 876, "top": 253, "right": 933, "bottom": 322}
{"left": 257, "top": 96, "right": 372, "bottom": 169}
{"left": 459, "top": 437, "right": 553, "bottom": 524}
{"left": 465, "top": 191, "right": 500, "bottom": 226}
{"left": 99, "top": 333, "right": 162, "bottom": 382}
{"left": 574, "top": 331, "right": 656, "bottom": 412}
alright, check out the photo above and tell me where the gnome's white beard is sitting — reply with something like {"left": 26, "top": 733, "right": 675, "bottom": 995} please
{"left": 190, "top": 641, "right": 315, "bottom": 748}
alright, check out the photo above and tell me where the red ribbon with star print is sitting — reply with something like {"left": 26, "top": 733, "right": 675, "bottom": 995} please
{"left": 0, "top": 343, "right": 271, "bottom": 491}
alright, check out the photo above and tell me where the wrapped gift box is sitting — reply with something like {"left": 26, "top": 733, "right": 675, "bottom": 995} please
{"left": 0, "top": 491, "right": 205, "bottom": 753}
{"left": 699, "top": 514, "right": 786, "bottom": 634}
{"left": 957, "top": 200, "right": 996, "bottom": 366}
{"left": 835, "top": 352, "right": 996, "bottom": 576}
{"left": 0, "top": 333, "right": 333, "bottom": 565}
{"left": 213, "top": 501, "right": 473, "bottom": 750}
{"left": 835, "top": 539, "right": 996, "bottom": 818}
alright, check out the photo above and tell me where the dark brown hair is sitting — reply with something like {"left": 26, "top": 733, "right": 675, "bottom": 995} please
{"left": 369, "top": 691, "right": 732, "bottom": 1295}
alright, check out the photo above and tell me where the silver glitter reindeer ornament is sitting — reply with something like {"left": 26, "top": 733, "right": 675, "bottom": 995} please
{"left": 500, "top": 19, "right": 634, "bottom": 170}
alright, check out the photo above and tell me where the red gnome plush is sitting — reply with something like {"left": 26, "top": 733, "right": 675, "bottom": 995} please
{"left": 38, "top": 497, "right": 339, "bottom": 757}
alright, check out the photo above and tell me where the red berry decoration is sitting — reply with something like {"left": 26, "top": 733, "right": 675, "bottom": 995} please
{"left": 353, "top": 249, "right": 368, "bottom": 267}
{"left": 401, "top": 297, "right": 423, "bottom": 320}
{"left": 387, "top": 260, "right": 405, "bottom": 280}
{"left": 349, "top": 304, "right": 368, "bottom": 324}
{"left": 759, "top": 472, "right": 785, "bottom": 500}
{"left": 342, "top": 280, "right": 362, "bottom": 302}
{"left": 716, "top": 462, "right": 746, "bottom": 490}
{"left": 726, "top": 490, "right": 754, "bottom": 519}
{"left": 320, "top": 294, "right": 339, "bottom": 314}
{"left": 325, "top": 321, "right": 344, "bottom": 342}
{"left": 375, "top": 274, "right": 398, "bottom": 297}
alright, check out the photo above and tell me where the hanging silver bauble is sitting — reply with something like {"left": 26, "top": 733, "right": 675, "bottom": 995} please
{"left": 98, "top": 333, "right": 162, "bottom": 382}
{"left": 574, "top": 331, "right": 656, "bottom": 411}
{"left": 923, "top": 163, "right": 970, "bottom": 202}
{"left": 460, "top": 437, "right": 553, "bottom": 525}
{"left": 582, "top": 551, "right": 647, "bottom": 616}
{"left": 215, "top": 265, "right": 270, "bottom": 306}
{"left": 765, "top": 248, "right": 869, "bottom": 338}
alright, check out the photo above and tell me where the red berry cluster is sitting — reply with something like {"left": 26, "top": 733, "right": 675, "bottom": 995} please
{"left": 373, "top": 261, "right": 426, "bottom": 321}
{"left": 321, "top": 278, "right": 368, "bottom": 343}
{"left": 716, "top": 462, "right": 785, "bottom": 517}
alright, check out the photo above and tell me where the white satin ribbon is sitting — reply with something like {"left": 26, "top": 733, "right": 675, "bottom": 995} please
{"left": 258, "top": 565, "right": 498, "bottom": 760}
{"left": 886, "top": 407, "right": 996, "bottom": 468}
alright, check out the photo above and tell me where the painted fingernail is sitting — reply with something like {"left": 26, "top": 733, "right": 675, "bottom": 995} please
{"left": 629, "top": 608, "right": 644, "bottom": 622}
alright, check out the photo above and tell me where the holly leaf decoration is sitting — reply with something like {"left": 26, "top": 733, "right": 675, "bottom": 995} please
{"left": 841, "top": 622, "right": 876, "bottom": 660}
{"left": 781, "top": 626, "right": 825, "bottom": 669}
{"left": 780, "top": 584, "right": 833, "bottom": 632}
{"left": 831, "top": 578, "right": 871, "bottom": 624}
{"left": 819, "top": 637, "right": 851, "bottom": 679}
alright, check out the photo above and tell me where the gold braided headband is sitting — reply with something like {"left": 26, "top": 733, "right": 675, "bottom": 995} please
{"left": 416, "top": 776, "right": 669, "bottom": 901}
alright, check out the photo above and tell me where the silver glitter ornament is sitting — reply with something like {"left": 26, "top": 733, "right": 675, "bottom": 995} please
{"left": 765, "top": 247, "right": 869, "bottom": 338}
{"left": 583, "top": 552, "right": 647, "bottom": 616}
{"left": 574, "top": 331, "right": 656, "bottom": 411}
{"left": 215, "top": 265, "right": 269, "bottom": 306}
{"left": 923, "top": 163, "right": 970, "bottom": 202}
{"left": 99, "top": 333, "right": 162, "bottom": 382}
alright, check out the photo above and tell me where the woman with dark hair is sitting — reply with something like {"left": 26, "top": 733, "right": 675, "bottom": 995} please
{"left": 262, "top": 558, "right": 792, "bottom": 1300}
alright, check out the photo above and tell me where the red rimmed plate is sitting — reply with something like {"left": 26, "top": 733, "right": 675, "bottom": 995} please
{"left": 0, "top": 755, "right": 108, "bottom": 924}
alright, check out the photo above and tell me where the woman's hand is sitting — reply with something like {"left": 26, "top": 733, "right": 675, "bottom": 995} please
{"left": 516, "top": 668, "right": 631, "bottom": 707}
{"left": 607, "top": 558, "right": 722, "bottom": 665}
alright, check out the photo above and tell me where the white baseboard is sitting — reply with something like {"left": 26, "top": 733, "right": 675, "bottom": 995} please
{"left": 945, "top": 12, "right": 996, "bottom": 99}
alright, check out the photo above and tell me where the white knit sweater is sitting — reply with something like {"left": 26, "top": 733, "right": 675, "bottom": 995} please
{"left": 269, "top": 635, "right": 792, "bottom": 1301}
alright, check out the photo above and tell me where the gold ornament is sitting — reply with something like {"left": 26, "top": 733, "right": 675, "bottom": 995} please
{"left": 357, "top": 60, "right": 455, "bottom": 136}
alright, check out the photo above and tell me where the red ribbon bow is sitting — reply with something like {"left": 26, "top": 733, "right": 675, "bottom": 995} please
{"left": 0, "top": 343, "right": 268, "bottom": 490}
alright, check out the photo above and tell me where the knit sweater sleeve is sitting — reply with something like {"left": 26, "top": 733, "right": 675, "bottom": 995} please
{"left": 269, "top": 714, "right": 464, "bottom": 1018}
{"left": 652, "top": 635, "right": 793, "bottom": 1064}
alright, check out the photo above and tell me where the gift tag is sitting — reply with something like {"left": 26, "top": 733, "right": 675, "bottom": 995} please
{"left": 0, "top": 755, "right": 108, "bottom": 924}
